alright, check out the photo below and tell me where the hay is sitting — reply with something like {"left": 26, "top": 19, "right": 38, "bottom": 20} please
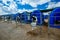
{"left": 27, "top": 27, "right": 42, "bottom": 36}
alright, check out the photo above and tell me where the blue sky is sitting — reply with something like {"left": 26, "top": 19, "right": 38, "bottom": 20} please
{"left": 0, "top": 0, "right": 60, "bottom": 15}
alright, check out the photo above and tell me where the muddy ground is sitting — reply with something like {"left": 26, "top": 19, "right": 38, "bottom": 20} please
{"left": 0, "top": 21, "right": 60, "bottom": 40}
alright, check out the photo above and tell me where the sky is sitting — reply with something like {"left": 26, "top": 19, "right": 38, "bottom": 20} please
{"left": 0, "top": 0, "right": 60, "bottom": 15}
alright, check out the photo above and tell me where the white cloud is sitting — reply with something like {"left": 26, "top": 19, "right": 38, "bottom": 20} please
{"left": 0, "top": 6, "right": 10, "bottom": 15}
{"left": 18, "top": 8, "right": 38, "bottom": 13}
{"left": 55, "top": 2, "right": 60, "bottom": 7}
{"left": 1, "top": 0, "right": 18, "bottom": 14}
{"left": 17, "top": 0, "right": 50, "bottom": 7}
{"left": 0, "top": 3, "right": 7, "bottom": 15}
{"left": 47, "top": 2, "right": 60, "bottom": 9}
{"left": 43, "top": 11, "right": 51, "bottom": 15}
{"left": 2, "top": 0, "right": 13, "bottom": 4}
{"left": 8, "top": 1, "right": 18, "bottom": 14}
{"left": 0, "top": 0, "right": 18, "bottom": 15}
{"left": 17, "top": 8, "right": 31, "bottom": 13}
{"left": 18, "top": 8, "right": 27, "bottom": 13}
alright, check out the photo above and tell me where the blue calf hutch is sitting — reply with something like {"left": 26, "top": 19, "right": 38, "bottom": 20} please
{"left": 11, "top": 12, "right": 28, "bottom": 23}
{"left": 49, "top": 7, "right": 60, "bottom": 29}
{"left": 44, "top": 15, "right": 48, "bottom": 19}
{"left": 30, "top": 10, "right": 44, "bottom": 25}
{"left": 20, "top": 12, "right": 28, "bottom": 23}
{"left": 12, "top": 13, "right": 20, "bottom": 20}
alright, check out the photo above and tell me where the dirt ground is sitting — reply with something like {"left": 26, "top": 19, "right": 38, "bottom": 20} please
{"left": 0, "top": 21, "right": 60, "bottom": 40}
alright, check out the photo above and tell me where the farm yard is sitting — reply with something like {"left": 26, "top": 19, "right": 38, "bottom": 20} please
{"left": 0, "top": 21, "right": 60, "bottom": 40}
